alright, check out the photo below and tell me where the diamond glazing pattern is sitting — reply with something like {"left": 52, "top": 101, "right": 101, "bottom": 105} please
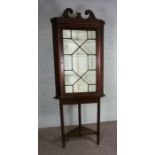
{"left": 63, "top": 30, "right": 97, "bottom": 93}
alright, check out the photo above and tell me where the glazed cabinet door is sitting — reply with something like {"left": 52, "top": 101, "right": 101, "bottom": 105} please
{"left": 62, "top": 29, "right": 97, "bottom": 93}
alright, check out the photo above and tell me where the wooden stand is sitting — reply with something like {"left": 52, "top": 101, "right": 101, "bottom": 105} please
{"left": 59, "top": 99, "right": 101, "bottom": 148}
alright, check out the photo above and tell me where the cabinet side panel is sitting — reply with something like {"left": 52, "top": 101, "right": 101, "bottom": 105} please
{"left": 51, "top": 20, "right": 61, "bottom": 98}
{"left": 99, "top": 22, "right": 104, "bottom": 96}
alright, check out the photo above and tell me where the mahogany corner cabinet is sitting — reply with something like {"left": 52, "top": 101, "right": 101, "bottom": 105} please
{"left": 50, "top": 8, "right": 105, "bottom": 148}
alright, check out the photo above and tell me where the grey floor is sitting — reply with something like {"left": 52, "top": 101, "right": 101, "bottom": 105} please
{"left": 38, "top": 121, "right": 117, "bottom": 155}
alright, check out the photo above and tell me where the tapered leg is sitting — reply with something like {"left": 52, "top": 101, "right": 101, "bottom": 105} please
{"left": 59, "top": 101, "right": 65, "bottom": 148}
{"left": 97, "top": 99, "right": 100, "bottom": 145}
{"left": 78, "top": 104, "right": 81, "bottom": 128}
{"left": 78, "top": 103, "right": 82, "bottom": 136}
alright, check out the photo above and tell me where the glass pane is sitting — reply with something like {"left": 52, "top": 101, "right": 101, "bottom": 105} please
{"left": 64, "top": 71, "right": 79, "bottom": 85}
{"left": 81, "top": 40, "right": 96, "bottom": 54}
{"left": 72, "top": 30, "right": 87, "bottom": 45}
{"left": 62, "top": 29, "right": 97, "bottom": 93}
{"left": 73, "top": 49, "right": 88, "bottom": 76}
{"left": 64, "top": 55, "right": 72, "bottom": 70}
{"left": 63, "top": 30, "right": 71, "bottom": 38}
{"left": 89, "top": 85, "right": 96, "bottom": 92}
{"left": 88, "top": 31, "right": 96, "bottom": 39}
{"left": 89, "top": 55, "right": 96, "bottom": 69}
{"left": 63, "top": 39, "right": 78, "bottom": 54}
{"left": 65, "top": 86, "right": 73, "bottom": 93}
{"left": 74, "top": 79, "right": 88, "bottom": 92}
{"left": 82, "top": 71, "right": 96, "bottom": 84}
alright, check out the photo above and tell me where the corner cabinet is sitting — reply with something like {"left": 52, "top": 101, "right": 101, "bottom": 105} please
{"left": 51, "top": 8, "right": 105, "bottom": 148}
